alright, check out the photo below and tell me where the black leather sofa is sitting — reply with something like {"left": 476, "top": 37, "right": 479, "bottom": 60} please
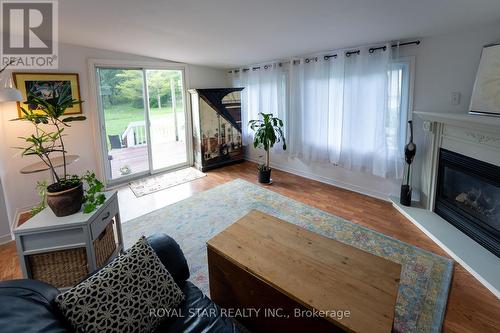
{"left": 0, "top": 234, "right": 242, "bottom": 333}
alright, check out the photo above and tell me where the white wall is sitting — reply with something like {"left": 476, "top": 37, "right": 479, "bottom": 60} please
{"left": 0, "top": 178, "right": 9, "bottom": 243}
{"left": 402, "top": 22, "right": 500, "bottom": 203}
{"left": 0, "top": 107, "right": 10, "bottom": 240}
{"left": 247, "top": 22, "right": 500, "bottom": 202}
{"left": 0, "top": 42, "right": 227, "bottom": 241}
{"left": 407, "top": 22, "right": 500, "bottom": 114}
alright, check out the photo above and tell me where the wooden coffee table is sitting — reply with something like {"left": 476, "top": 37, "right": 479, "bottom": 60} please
{"left": 207, "top": 210, "right": 401, "bottom": 333}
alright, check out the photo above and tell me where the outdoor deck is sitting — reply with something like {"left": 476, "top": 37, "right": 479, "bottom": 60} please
{"left": 108, "top": 141, "right": 187, "bottom": 180}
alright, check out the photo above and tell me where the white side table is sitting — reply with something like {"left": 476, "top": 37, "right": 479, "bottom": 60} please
{"left": 13, "top": 191, "right": 123, "bottom": 289}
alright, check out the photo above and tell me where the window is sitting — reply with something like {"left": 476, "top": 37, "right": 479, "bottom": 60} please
{"left": 91, "top": 61, "right": 190, "bottom": 185}
{"left": 387, "top": 61, "right": 411, "bottom": 154}
{"left": 233, "top": 51, "right": 413, "bottom": 179}
{"left": 230, "top": 64, "right": 288, "bottom": 145}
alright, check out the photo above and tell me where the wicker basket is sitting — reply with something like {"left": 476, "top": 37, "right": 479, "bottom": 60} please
{"left": 27, "top": 248, "right": 88, "bottom": 287}
{"left": 94, "top": 223, "right": 117, "bottom": 267}
{"left": 27, "top": 223, "right": 116, "bottom": 288}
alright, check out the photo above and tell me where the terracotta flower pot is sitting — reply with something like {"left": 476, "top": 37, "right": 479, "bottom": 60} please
{"left": 46, "top": 182, "right": 84, "bottom": 217}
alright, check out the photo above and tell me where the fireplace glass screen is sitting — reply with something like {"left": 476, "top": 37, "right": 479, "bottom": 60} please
{"left": 440, "top": 165, "right": 500, "bottom": 232}
{"left": 435, "top": 149, "right": 500, "bottom": 257}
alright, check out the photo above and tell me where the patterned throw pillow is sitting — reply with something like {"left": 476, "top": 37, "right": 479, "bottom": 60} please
{"left": 55, "top": 236, "right": 185, "bottom": 333}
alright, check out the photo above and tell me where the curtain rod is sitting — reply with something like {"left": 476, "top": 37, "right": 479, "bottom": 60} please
{"left": 228, "top": 40, "right": 420, "bottom": 73}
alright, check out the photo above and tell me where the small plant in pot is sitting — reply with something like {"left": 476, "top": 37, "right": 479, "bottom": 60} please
{"left": 13, "top": 84, "right": 88, "bottom": 217}
{"left": 249, "top": 112, "right": 286, "bottom": 184}
{"left": 29, "top": 172, "right": 106, "bottom": 217}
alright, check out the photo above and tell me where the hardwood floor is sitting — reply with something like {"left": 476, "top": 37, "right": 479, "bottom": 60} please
{"left": 1, "top": 161, "right": 498, "bottom": 332}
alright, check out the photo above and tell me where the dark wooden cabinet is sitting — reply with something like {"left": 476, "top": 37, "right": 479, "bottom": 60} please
{"left": 189, "top": 88, "right": 244, "bottom": 171}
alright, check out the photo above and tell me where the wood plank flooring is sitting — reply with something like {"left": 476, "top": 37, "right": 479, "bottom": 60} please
{"left": 1, "top": 161, "right": 498, "bottom": 332}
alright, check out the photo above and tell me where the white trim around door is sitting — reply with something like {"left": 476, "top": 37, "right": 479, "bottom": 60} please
{"left": 87, "top": 59, "right": 194, "bottom": 187}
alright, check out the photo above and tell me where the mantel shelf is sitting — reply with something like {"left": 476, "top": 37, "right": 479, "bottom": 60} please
{"left": 390, "top": 197, "right": 500, "bottom": 298}
{"left": 414, "top": 111, "right": 500, "bottom": 132}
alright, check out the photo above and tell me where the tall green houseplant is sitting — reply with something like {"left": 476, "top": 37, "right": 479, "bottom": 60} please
{"left": 13, "top": 84, "right": 93, "bottom": 216}
{"left": 248, "top": 112, "right": 286, "bottom": 183}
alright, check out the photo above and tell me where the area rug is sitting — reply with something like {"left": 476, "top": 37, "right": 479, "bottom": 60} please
{"left": 122, "top": 179, "right": 453, "bottom": 333}
{"left": 129, "top": 167, "right": 206, "bottom": 197}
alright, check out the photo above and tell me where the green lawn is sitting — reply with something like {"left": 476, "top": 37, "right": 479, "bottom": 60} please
{"left": 104, "top": 103, "right": 184, "bottom": 137}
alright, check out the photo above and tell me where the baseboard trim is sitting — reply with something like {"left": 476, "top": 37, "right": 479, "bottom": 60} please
{"left": 244, "top": 157, "right": 390, "bottom": 202}
{"left": 0, "top": 232, "right": 12, "bottom": 245}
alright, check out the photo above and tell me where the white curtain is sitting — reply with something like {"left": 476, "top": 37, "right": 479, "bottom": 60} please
{"left": 335, "top": 46, "right": 403, "bottom": 178}
{"left": 231, "top": 45, "right": 407, "bottom": 179}
{"left": 288, "top": 58, "right": 329, "bottom": 161}
{"left": 229, "top": 64, "right": 286, "bottom": 151}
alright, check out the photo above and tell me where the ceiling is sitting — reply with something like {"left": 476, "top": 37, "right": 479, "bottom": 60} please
{"left": 58, "top": 0, "right": 500, "bottom": 68}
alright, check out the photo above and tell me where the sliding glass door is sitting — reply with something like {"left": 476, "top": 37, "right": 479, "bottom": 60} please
{"left": 96, "top": 67, "right": 189, "bottom": 185}
{"left": 146, "top": 70, "right": 187, "bottom": 171}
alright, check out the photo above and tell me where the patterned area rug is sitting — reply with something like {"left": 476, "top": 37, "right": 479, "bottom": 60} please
{"left": 129, "top": 167, "right": 206, "bottom": 197}
{"left": 122, "top": 179, "right": 453, "bottom": 333}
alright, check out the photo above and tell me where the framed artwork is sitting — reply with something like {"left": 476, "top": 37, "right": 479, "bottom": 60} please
{"left": 470, "top": 43, "right": 500, "bottom": 116}
{"left": 13, "top": 73, "right": 82, "bottom": 117}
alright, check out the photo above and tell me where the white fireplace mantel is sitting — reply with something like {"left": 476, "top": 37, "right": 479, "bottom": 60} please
{"left": 391, "top": 110, "right": 500, "bottom": 298}
{"left": 414, "top": 110, "right": 500, "bottom": 132}
{"left": 414, "top": 110, "right": 500, "bottom": 208}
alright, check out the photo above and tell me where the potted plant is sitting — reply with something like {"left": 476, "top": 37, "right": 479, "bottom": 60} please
{"left": 249, "top": 112, "right": 286, "bottom": 184}
{"left": 13, "top": 84, "right": 88, "bottom": 216}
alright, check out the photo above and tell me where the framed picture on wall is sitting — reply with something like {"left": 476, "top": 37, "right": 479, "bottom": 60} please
{"left": 470, "top": 43, "right": 500, "bottom": 116}
{"left": 13, "top": 73, "right": 82, "bottom": 117}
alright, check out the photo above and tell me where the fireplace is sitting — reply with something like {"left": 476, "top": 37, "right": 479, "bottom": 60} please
{"left": 435, "top": 149, "right": 500, "bottom": 258}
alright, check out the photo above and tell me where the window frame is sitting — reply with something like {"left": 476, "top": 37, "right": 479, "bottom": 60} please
{"left": 396, "top": 56, "right": 415, "bottom": 145}
{"left": 87, "top": 59, "right": 193, "bottom": 187}
{"left": 387, "top": 57, "right": 414, "bottom": 153}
